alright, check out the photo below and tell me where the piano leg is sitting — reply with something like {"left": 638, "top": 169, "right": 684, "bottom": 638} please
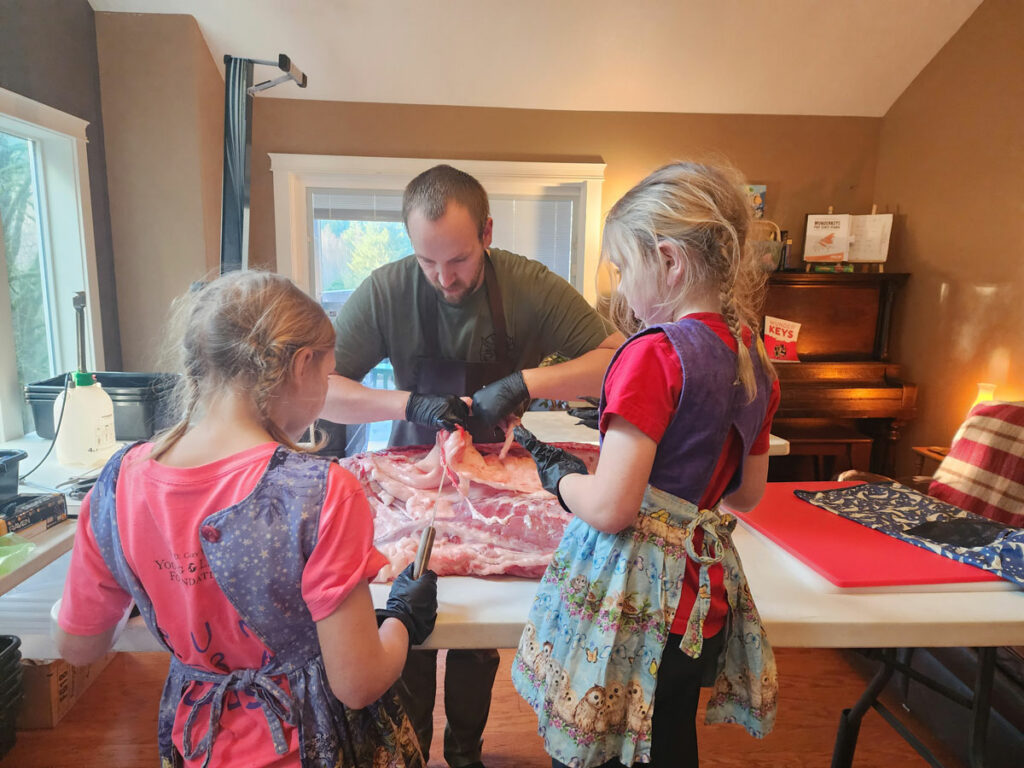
{"left": 882, "top": 420, "right": 908, "bottom": 477}
{"left": 858, "top": 418, "right": 905, "bottom": 476}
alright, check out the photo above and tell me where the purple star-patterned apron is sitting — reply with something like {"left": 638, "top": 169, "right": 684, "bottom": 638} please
{"left": 88, "top": 443, "right": 424, "bottom": 768}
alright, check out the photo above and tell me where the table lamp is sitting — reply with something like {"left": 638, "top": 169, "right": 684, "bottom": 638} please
{"left": 970, "top": 382, "right": 997, "bottom": 412}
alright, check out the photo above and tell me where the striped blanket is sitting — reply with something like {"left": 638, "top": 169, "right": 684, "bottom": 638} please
{"left": 928, "top": 401, "right": 1024, "bottom": 527}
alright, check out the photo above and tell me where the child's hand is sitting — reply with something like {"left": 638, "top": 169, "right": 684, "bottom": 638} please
{"left": 567, "top": 396, "right": 600, "bottom": 429}
{"left": 406, "top": 393, "right": 470, "bottom": 431}
{"left": 377, "top": 564, "right": 438, "bottom": 646}
{"left": 513, "top": 425, "right": 588, "bottom": 511}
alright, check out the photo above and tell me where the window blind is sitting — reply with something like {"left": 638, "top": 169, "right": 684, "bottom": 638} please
{"left": 311, "top": 190, "right": 404, "bottom": 221}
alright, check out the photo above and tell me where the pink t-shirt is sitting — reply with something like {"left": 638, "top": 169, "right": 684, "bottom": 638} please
{"left": 59, "top": 442, "right": 389, "bottom": 767}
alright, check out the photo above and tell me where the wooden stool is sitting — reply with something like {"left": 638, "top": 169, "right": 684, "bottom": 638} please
{"left": 773, "top": 419, "right": 873, "bottom": 480}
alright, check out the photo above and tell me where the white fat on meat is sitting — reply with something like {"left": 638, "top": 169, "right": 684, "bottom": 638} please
{"left": 339, "top": 426, "right": 599, "bottom": 581}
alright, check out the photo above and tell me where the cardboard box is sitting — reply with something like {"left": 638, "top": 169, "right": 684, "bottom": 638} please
{"left": 16, "top": 652, "right": 116, "bottom": 730}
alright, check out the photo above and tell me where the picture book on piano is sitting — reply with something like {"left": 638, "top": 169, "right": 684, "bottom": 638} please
{"left": 803, "top": 214, "right": 851, "bottom": 261}
{"left": 764, "top": 315, "right": 800, "bottom": 362}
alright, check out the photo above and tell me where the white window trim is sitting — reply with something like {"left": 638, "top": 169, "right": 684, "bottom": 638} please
{"left": 0, "top": 87, "right": 102, "bottom": 439}
{"left": 268, "top": 154, "right": 606, "bottom": 303}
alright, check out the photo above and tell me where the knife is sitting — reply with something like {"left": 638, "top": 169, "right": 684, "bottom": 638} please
{"left": 413, "top": 450, "right": 445, "bottom": 580}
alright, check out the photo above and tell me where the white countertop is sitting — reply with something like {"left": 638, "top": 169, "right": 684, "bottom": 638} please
{"left": 12, "top": 427, "right": 1019, "bottom": 658}
{"left": 117, "top": 518, "right": 1024, "bottom": 652}
{"left": 523, "top": 410, "right": 790, "bottom": 456}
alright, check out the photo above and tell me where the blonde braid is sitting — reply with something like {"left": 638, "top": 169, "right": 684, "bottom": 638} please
{"left": 247, "top": 339, "right": 309, "bottom": 452}
{"left": 714, "top": 233, "right": 757, "bottom": 401}
{"left": 150, "top": 369, "right": 201, "bottom": 460}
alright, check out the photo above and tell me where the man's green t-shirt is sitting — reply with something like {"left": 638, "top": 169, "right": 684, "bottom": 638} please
{"left": 334, "top": 248, "right": 612, "bottom": 391}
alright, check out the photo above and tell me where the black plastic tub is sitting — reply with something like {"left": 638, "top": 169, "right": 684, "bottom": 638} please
{"left": 24, "top": 372, "right": 179, "bottom": 440}
{"left": 0, "top": 450, "right": 27, "bottom": 502}
{"left": 0, "top": 636, "right": 22, "bottom": 759}
{"left": 0, "top": 636, "right": 19, "bottom": 674}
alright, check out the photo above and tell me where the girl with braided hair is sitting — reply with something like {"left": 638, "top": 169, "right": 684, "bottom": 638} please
{"left": 511, "top": 161, "right": 781, "bottom": 767}
{"left": 56, "top": 270, "right": 436, "bottom": 767}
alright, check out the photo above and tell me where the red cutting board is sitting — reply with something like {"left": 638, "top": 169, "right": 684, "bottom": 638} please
{"left": 735, "top": 482, "right": 1003, "bottom": 589}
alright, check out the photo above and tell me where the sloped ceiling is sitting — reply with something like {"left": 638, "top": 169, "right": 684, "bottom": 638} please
{"left": 88, "top": 0, "right": 982, "bottom": 116}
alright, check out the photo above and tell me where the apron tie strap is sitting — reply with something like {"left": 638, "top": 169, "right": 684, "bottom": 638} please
{"left": 679, "top": 509, "right": 736, "bottom": 658}
{"left": 181, "top": 667, "right": 296, "bottom": 768}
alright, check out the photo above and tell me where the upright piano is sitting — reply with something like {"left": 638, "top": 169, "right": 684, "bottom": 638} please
{"left": 763, "top": 272, "right": 917, "bottom": 477}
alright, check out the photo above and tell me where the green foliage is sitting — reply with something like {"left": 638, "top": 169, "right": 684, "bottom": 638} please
{"left": 318, "top": 219, "right": 411, "bottom": 292}
{"left": 1, "top": 132, "right": 52, "bottom": 426}
{"left": 343, "top": 221, "right": 400, "bottom": 278}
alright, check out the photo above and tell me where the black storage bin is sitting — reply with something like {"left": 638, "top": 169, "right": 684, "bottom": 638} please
{"left": 0, "top": 450, "right": 27, "bottom": 502}
{"left": 24, "top": 372, "right": 178, "bottom": 440}
{"left": 0, "top": 635, "right": 22, "bottom": 759}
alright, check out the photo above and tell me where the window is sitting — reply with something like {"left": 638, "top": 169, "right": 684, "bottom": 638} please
{"left": 309, "top": 190, "right": 407, "bottom": 449}
{"left": 0, "top": 132, "right": 51, "bottom": 433}
{"left": 0, "top": 88, "right": 102, "bottom": 440}
{"left": 272, "top": 156, "right": 605, "bottom": 451}
{"left": 309, "top": 189, "right": 410, "bottom": 321}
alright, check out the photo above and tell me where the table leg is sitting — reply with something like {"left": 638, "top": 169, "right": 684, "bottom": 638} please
{"left": 831, "top": 649, "right": 897, "bottom": 768}
{"left": 833, "top": 648, "right": 996, "bottom": 768}
{"left": 895, "top": 647, "right": 914, "bottom": 705}
{"left": 968, "top": 647, "right": 995, "bottom": 768}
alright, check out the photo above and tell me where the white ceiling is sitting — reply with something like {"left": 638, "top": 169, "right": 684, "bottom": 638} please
{"left": 88, "top": 0, "right": 982, "bottom": 117}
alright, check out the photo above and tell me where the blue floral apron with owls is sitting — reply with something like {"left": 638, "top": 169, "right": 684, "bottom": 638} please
{"left": 511, "top": 483, "right": 777, "bottom": 767}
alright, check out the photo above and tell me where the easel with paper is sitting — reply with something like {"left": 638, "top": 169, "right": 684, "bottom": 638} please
{"left": 848, "top": 210, "right": 893, "bottom": 263}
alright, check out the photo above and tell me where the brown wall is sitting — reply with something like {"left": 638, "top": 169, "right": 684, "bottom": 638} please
{"left": 95, "top": 12, "right": 223, "bottom": 370}
{"left": 248, "top": 101, "right": 881, "bottom": 271}
{"left": 875, "top": 0, "right": 1024, "bottom": 473}
{"left": 0, "top": 0, "right": 122, "bottom": 368}
{"left": 88, "top": 2, "right": 1022, "bottom": 477}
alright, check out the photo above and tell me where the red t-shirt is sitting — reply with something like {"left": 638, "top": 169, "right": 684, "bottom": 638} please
{"left": 600, "top": 314, "right": 780, "bottom": 637}
{"left": 59, "top": 442, "right": 388, "bottom": 767}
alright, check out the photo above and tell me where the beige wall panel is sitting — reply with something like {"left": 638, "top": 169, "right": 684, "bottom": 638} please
{"left": 248, "top": 100, "right": 880, "bottom": 276}
{"left": 96, "top": 12, "right": 221, "bottom": 370}
{"left": 874, "top": 0, "right": 1024, "bottom": 472}
{"left": 192, "top": 22, "right": 225, "bottom": 277}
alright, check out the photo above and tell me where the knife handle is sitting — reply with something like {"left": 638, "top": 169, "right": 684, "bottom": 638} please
{"left": 412, "top": 525, "right": 436, "bottom": 580}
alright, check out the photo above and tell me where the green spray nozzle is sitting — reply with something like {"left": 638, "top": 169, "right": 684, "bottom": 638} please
{"left": 72, "top": 371, "right": 96, "bottom": 387}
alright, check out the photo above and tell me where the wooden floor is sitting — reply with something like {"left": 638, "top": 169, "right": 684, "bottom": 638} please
{"left": 4, "top": 648, "right": 965, "bottom": 767}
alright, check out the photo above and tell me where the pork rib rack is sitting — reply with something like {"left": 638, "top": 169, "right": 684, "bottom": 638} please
{"left": 339, "top": 428, "right": 599, "bottom": 580}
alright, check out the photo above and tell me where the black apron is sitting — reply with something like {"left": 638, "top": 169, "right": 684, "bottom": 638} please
{"left": 389, "top": 254, "right": 514, "bottom": 448}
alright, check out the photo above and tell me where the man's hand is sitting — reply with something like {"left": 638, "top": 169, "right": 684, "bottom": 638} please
{"left": 406, "top": 393, "right": 470, "bottom": 431}
{"left": 513, "top": 425, "right": 588, "bottom": 511}
{"left": 471, "top": 372, "right": 529, "bottom": 427}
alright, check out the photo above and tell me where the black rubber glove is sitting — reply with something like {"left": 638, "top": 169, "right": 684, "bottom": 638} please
{"left": 513, "top": 425, "right": 588, "bottom": 511}
{"left": 471, "top": 371, "right": 530, "bottom": 428}
{"left": 567, "top": 396, "right": 600, "bottom": 430}
{"left": 405, "top": 393, "right": 470, "bottom": 431}
{"left": 376, "top": 564, "right": 438, "bottom": 646}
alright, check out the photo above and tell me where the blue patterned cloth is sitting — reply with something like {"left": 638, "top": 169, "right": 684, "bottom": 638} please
{"left": 795, "top": 483, "right": 1024, "bottom": 587}
{"left": 89, "top": 443, "right": 424, "bottom": 768}
{"left": 511, "top": 484, "right": 776, "bottom": 767}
